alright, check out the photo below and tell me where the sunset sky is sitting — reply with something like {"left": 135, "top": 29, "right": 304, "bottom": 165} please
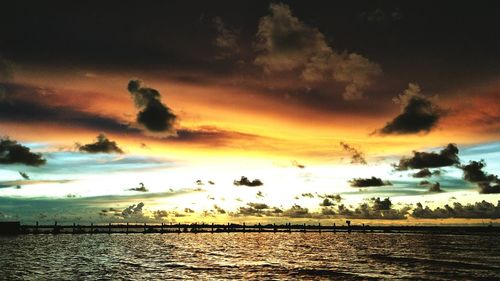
{"left": 0, "top": 1, "right": 499, "bottom": 224}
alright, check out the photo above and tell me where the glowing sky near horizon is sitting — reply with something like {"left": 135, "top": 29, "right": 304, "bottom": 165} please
{"left": 0, "top": 1, "right": 499, "bottom": 223}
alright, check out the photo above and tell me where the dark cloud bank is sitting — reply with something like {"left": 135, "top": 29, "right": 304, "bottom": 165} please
{"left": 393, "top": 143, "right": 459, "bottom": 170}
{"left": 460, "top": 160, "right": 500, "bottom": 194}
{"left": 0, "top": 137, "right": 46, "bottom": 166}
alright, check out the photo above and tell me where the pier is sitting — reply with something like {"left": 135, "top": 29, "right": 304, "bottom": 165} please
{"left": 1, "top": 221, "right": 498, "bottom": 236}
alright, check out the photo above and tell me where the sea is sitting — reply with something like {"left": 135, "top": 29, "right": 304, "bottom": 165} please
{"left": 0, "top": 232, "right": 499, "bottom": 280}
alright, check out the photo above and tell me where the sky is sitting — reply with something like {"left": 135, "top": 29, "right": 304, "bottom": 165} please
{"left": 0, "top": 1, "right": 499, "bottom": 224}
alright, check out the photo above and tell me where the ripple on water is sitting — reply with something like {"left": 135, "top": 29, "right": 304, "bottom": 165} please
{"left": 0, "top": 233, "right": 499, "bottom": 280}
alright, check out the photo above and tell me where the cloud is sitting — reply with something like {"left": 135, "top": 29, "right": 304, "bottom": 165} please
{"left": 291, "top": 160, "right": 305, "bottom": 168}
{"left": 428, "top": 182, "right": 443, "bottom": 193}
{"left": 412, "top": 201, "right": 500, "bottom": 219}
{"left": 127, "top": 80, "right": 177, "bottom": 133}
{"left": 460, "top": 160, "right": 500, "bottom": 194}
{"left": 282, "top": 204, "right": 310, "bottom": 218}
{"left": 319, "top": 198, "right": 334, "bottom": 207}
{"left": 254, "top": 3, "right": 381, "bottom": 100}
{"left": 337, "top": 197, "right": 409, "bottom": 220}
{"left": 477, "top": 182, "right": 500, "bottom": 194}
{"left": 412, "top": 168, "right": 432, "bottom": 178}
{"left": 460, "top": 160, "right": 498, "bottom": 183}
{"left": 0, "top": 83, "right": 139, "bottom": 134}
{"left": 349, "top": 176, "right": 391, "bottom": 187}
{"left": 0, "top": 137, "right": 46, "bottom": 166}
{"left": 318, "top": 193, "right": 343, "bottom": 202}
{"left": 18, "top": 171, "right": 30, "bottom": 180}
{"left": 233, "top": 176, "right": 263, "bottom": 187}
{"left": 121, "top": 202, "right": 145, "bottom": 218}
{"left": 340, "top": 141, "right": 367, "bottom": 165}
{"left": 377, "top": 83, "right": 443, "bottom": 134}
{"left": 301, "top": 192, "right": 314, "bottom": 198}
{"left": 128, "top": 182, "right": 148, "bottom": 192}
{"left": 77, "top": 133, "right": 124, "bottom": 154}
{"left": 232, "top": 202, "right": 283, "bottom": 217}
{"left": 213, "top": 204, "right": 226, "bottom": 214}
{"left": 212, "top": 17, "right": 240, "bottom": 59}
{"left": 393, "top": 143, "right": 460, "bottom": 170}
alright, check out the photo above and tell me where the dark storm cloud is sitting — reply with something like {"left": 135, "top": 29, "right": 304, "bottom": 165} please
{"left": 127, "top": 80, "right": 177, "bottom": 133}
{"left": 477, "top": 182, "right": 500, "bottom": 194}
{"left": 340, "top": 142, "right": 367, "bottom": 165}
{"left": 377, "top": 83, "right": 443, "bottom": 135}
{"left": 460, "top": 160, "right": 498, "bottom": 183}
{"left": 460, "top": 160, "right": 500, "bottom": 194}
{"left": 233, "top": 176, "right": 263, "bottom": 187}
{"left": 412, "top": 201, "right": 500, "bottom": 219}
{"left": 0, "top": 137, "right": 46, "bottom": 166}
{"left": 349, "top": 176, "right": 391, "bottom": 187}
{"left": 393, "top": 143, "right": 460, "bottom": 170}
{"left": 78, "top": 134, "right": 124, "bottom": 154}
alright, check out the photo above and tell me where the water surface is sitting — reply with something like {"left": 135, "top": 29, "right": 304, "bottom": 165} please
{"left": 1, "top": 233, "right": 499, "bottom": 280}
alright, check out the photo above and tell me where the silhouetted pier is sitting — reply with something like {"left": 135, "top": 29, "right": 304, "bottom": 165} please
{"left": 1, "top": 221, "right": 498, "bottom": 236}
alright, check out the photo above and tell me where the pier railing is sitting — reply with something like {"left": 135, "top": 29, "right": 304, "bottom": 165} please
{"left": 0, "top": 221, "right": 498, "bottom": 235}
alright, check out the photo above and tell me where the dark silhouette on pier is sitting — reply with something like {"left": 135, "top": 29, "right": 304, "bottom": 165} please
{"left": 1, "top": 221, "right": 498, "bottom": 236}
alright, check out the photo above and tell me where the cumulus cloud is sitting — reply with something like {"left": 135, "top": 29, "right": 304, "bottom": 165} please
{"left": 127, "top": 80, "right": 177, "bottom": 133}
{"left": 460, "top": 160, "right": 498, "bottom": 183}
{"left": 232, "top": 202, "right": 283, "bottom": 217}
{"left": 412, "top": 201, "right": 500, "bottom": 219}
{"left": 337, "top": 197, "right": 409, "bottom": 220}
{"left": 393, "top": 143, "right": 460, "bottom": 170}
{"left": 412, "top": 168, "right": 441, "bottom": 178}
{"left": 77, "top": 133, "right": 124, "bottom": 154}
{"left": 213, "top": 17, "right": 240, "bottom": 59}
{"left": 282, "top": 204, "right": 310, "bottom": 218}
{"left": 254, "top": 3, "right": 381, "bottom": 100}
{"left": 233, "top": 176, "right": 263, "bottom": 187}
{"left": 340, "top": 141, "right": 367, "bottom": 165}
{"left": 301, "top": 192, "right": 314, "bottom": 198}
{"left": 349, "top": 176, "right": 391, "bottom": 187}
{"left": 0, "top": 137, "right": 46, "bottom": 166}
{"left": 121, "top": 202, "right": 145, "bottom": 218}
{"left": 460, "top": 160, "right": 500, "bottom": 194}
{"left": 377, "top": 83, "right": 443, "bottom": 134}
{"left": 213, "top": 204, "right": 226, "bottom": 214}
